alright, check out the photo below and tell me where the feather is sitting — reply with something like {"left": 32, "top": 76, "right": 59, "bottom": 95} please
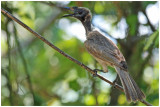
{"left": 115, "top": 66, "right": 145, "bottom": 102}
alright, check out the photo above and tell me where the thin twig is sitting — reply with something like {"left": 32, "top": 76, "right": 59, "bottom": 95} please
{"left": 5, "top": 19, "right": 13, "bottom": 105}
{"left": 142, "top": 9, "right": 156, "bottom": 32}
{"left": 12, "top": 23, "right": 36, "bottom": 105}
{"left": 39, "top": 1, "right": 66, "bottom": 10}
{"left": 1, "top": 8, "right": 152, "bottom": 106}
{"left": 39, "top": 1, "right": 57, "bottom": 7}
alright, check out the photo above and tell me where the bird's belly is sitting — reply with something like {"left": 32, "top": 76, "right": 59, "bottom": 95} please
{"left": 94, "top": 56, "right": 113, "bottom": 66}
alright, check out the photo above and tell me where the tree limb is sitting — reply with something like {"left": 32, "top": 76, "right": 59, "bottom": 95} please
{"left": 1, "top": 8, "right": 152, "bottom": 106}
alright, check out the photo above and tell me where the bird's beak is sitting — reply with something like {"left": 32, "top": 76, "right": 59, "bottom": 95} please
{"left": 62, "top": 7, "right": 75, "bottom": 17}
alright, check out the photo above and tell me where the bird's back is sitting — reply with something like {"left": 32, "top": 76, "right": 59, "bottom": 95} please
{"left": 85, "top": 30, "right": 127, "bottom": 69}
{"left": 86, "top": 30, "right": 118, "bottom": 51}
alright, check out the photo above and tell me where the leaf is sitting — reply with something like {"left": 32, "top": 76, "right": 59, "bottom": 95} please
{"left": 126, "top": 14, "right": 138, "bottom": 36}
{"left": 94, "top": 2, "right": 104, "bottom": 13}
{"left": 155, "top": 33, "right": 159, "bottom": 48}
{"left": 143, "top": 30, "right": 159, "bottom": 51}
{"left": 142, "top": 1, "right": 157, "bottom": 9}
{"left": 69, "top": 80, "right": 80, "bottom": 91}
{"left": 84, "top": 94, "right": 96, "bottom": 105}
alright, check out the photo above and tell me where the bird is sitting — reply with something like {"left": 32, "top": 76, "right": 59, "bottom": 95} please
{"left": 62, "top": 6, "right": 145, "bottom": 103}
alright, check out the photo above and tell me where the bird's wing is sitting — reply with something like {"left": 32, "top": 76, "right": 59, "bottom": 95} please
{"left": 85, "top": 31, "right": 127, "bottom": 70}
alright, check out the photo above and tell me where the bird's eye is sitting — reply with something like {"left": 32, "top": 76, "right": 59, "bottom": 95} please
{"left": 79, "top": 11, "right": 83, "bottom": 15}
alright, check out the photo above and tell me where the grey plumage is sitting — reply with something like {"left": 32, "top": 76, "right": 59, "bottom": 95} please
{"left": 115, "top": 66, "right": 145, "bottom": 102}
{"left": 84, "top": 30, "right": 127, "bottom": 72}
{"left": 63, "top": 6, "right": 145, "bottom": 102}
{"left": 84, "top": 30, "right": 145, "bottom": 102}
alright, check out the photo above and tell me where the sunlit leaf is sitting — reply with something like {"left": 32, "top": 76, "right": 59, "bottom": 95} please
{"left": 84, "top": 94, "right": 96, "bottom": 105}
{"left": 94, "top": 2, "right": 104, "bottom": 13}
{"left": 118, "top": 94, "right": 126, "bottom": 105}
{"left": 97, "top": 93, "right": 108, "bottom": 105}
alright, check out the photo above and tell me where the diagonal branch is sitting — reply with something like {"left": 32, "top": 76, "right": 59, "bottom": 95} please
{"left": 1, "top": 8, "right": 152, "bottom": 106}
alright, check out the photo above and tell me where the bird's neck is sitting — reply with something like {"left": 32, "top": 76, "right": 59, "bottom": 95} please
{"left": 81, "top": 17, "right": 94, "bottom": 35}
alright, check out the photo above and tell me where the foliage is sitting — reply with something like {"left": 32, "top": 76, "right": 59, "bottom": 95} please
{"left": 1, "top": 1, "right": 159, "bottom": 106}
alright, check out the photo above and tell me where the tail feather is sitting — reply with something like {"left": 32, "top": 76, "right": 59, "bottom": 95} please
{"left": 129, "top": 73, "right": 145, "bottom": 100}
{"left": 115, "top": 66, "right": 145, "bottom": 102}
{"left": 120, "top": 76, "right": 131, "bottom": 101}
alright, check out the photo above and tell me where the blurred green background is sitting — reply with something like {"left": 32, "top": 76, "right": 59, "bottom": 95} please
{"left": 1, "top": 1, "right": 159, "bottom": 106}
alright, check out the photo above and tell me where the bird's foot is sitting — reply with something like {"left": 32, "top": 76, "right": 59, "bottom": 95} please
{"left": 112, "top": 80, "right": 117, "bottom": 89}
{"left": 93, "top": 69, "right": 98, "bottom": 77}
{"left": 112, "top": 75, "right": 118, "bottom": 88}
{"left": 93, "top": 69, "right": 104, "bottom": 77}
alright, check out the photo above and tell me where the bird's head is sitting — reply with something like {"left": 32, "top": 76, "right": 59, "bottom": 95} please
{"left": 62, "top": 6, "right": 92, "bottom": 22}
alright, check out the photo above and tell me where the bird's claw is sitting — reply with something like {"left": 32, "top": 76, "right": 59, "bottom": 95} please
{"left": 93, "top": 69, "right": 104, "bottom": 77}
{"left": 112, "top": 80, "right": 117, "bottom": 89}
{"left": 112, "top": 76, "right": 119, "bottom": 89}
{"left": 93, "top": 69, "right": 98, "bottom": 77}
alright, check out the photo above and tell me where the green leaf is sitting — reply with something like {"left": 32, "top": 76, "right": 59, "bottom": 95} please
{"left": 142, "top": 1, "right": 157, "bottom": 9}
{"left": 84, "top": 94, "right": 96, "bottom": 105}
{"left": 69, "top": 80, "right": 80, "bottom": 91}
{"left": 126, "top": 14, "right": 138, "bottom": 36}
{"left": 143, "top": 30, "right": 159, "bottom": 51}
{"left": 94, "top": 2, "right": 104, "bottom": 13}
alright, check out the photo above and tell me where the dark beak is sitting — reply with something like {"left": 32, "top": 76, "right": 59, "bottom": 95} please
{"left": 62, "top": 7, "right": 75, "bottom": 17}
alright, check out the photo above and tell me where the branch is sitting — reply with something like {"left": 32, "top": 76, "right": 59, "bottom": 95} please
{"left": 1, "top": 8, "right": 152, "bottom": 106}
{"left": 12, "top": 23, "right": 36, "bottom": 105}
{"left": 5, "top": 19, "right": 13, "bottom": 105}
{"left": 39, "top": 1, "right": 67, "bottom": 10}
{"left": 142, "top": 9, "right": 156, "bottom": 32}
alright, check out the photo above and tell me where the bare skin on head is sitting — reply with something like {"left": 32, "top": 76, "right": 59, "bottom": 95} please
{"left": 62, "top": 6, "right": 145, "bottom": 103}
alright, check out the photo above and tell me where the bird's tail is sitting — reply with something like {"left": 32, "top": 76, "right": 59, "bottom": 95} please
{"left": 115, "top": 66, "right": 145, "bottom": 102}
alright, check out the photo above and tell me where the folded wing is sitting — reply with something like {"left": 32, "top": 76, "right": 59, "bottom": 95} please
{"left": 84, "top": 30, "right": 127, "bottom": 70}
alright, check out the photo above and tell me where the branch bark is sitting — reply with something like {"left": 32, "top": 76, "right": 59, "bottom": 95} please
{"left": 1, "top": 8, "right": 152, "bottom": 106}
